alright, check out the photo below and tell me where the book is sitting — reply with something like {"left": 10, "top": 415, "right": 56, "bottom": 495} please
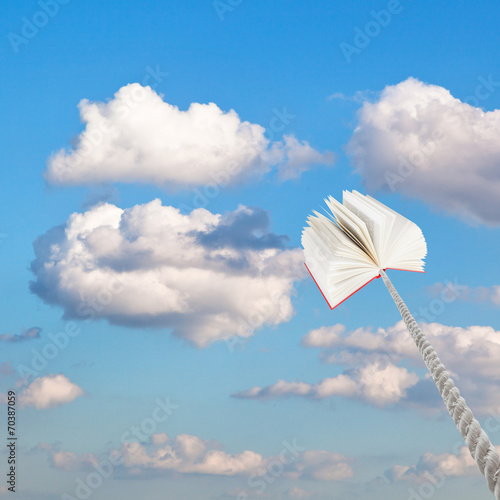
{"left": 302, "top": 190, "right": 427, "bottom": 309}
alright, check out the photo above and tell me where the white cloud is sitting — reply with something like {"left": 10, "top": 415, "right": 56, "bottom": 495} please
{"left": 51, "top": 450, "right": 99, "bottom": 471}
{"left": 30, "top": 200, "right": 305, "bottom": 347}
{"left": 384, "top": 446, "right": 500, "bottom": 483}
{"left": 47, "top": 433, "right": 354, "bottom": 481}
{"left": 300, "top": 324, "right": 346, "bottom": 349}
{"left": 293, "top": 451, "right": 354, "bottom": 481}
{"left": 232, "top": 361, "right": 418, "bottom": 407}
{"left": 19, "top": 374, "right": 83, "bottom": 409}
{"left": 276, "top": 135, "right": 335, "bottom": 180}
{"left": 151, "top": 432, "right": 169, "bottom": 445}
{"left": 0, "top": 326, "right": 41, "bottom": 343}
{"left": 305, "top": 321, "right": 500, "bottom": 380}
{"left": 302, "top": 320, "right": 500, "bottom": 414}
{"left": 327, "top": 92, "right": 348, "bottom": 101}
{"left": 347, "top": 77, "right": 500, "bottom": 224}
{"left": 120, "top": 434, "right": 267, "bottom": 476}
{"left": 44, "top": 84, "right": 334, "bottom": 188}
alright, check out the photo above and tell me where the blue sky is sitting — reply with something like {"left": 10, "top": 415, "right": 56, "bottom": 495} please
{"left": 2, "top": 1, "right": 500, "bottom": 499}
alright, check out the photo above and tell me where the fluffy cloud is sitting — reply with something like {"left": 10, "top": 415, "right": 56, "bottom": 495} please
{"left": 347, "top": 77, "right": 500, "bottom": 224}
{"left": 51, "top": 450, "right": 99, "bottom": 472}
{"left": 19, "top": 374, "right": 83, "bottom": 409}
{"left": 303, "top": 321, "right": 500, "bottom": 380}
{"left": 47, "top": 433, "right": 353, "bottom": 481}
{"left": 0, "top": 326, "right": 41, "bottom": 342}
{"left": 276, "top": 135, "right": 335, "bottom": 180}
{"left": 384, "top": 446, "right": 500, "bottom": 483}
{"left": 44, "top": 84, "right": 334, "bottom": 188}
{"left": 302, "top": 320, "right": 500, "bottom": 414}
{"left": 232, "top": 361, "right": 419, "bottom": 407}
{"left": 30, "top": 200, "right": 305, "bottom": 347}
{"left": 119, "top": 434, "right": 267, "bottom": 476}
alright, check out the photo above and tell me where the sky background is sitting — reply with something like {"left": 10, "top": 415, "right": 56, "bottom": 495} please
{"left": 2, "top": 1, "right": 500, "bottom": 499}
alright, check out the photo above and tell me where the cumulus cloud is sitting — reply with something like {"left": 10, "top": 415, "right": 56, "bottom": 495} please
{"left": 302, "top": 320, "right": 500, "bottom": 414}
{"left": 276, "top": 135, "right": 335, "bottom": 180}
{"left": 19, "top": 374, "right": 84, "bottom": 409}
{"left": 47, "top": 433, "right": 354, "bottom": 481}
{"left": 347, "top": 77, "right": 500, "bottom": 224}
{"left": 44, "top": 84, "right": 334, "bottom": 188}
{"left": 0, "top": 326, "right": 41, "bottom": 342}
{"left": 304, "top": 321, "right": 500, "bottom": 380}
{"left": 232, "top": 361, "right": 419, "bottom": 407}
{"left": 119, "top": 434, "right": 267, "bottom": 476}
{"left": 384, "top": 446, "right": 500, "bottom": 483}
{"left": 51, "top": 450, "right": 99, "bottom": 472}
{"left": 327, "top": 90, "right": 375, "bottom": 103}
{"left": 30, "top": 200, "right": 305, "bottom": 347}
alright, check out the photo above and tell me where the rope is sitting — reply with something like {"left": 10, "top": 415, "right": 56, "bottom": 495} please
{"left": 380, "top": 270, "right": 500, "bottom": 498}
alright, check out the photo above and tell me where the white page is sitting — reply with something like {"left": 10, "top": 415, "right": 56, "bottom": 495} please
{"left": 325, "top": 196, "right": 379, "bottom": 265}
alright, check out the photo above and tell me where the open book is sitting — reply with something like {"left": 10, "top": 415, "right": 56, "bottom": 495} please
{"left": 302, "top": 191, "right": 427, "bottom": 309}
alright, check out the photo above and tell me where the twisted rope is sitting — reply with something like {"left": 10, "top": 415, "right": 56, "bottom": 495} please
{"left": 380, "top": 270, "right": 500, "bottom": 498}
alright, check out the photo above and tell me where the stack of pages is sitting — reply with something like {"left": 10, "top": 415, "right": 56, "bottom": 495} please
{"left": 302, "top": 191, "right": 427, "bottom": 309}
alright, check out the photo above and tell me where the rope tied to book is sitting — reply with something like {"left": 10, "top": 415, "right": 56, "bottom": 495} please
{"left": 302, "top": 190, "right": 500, "bottom": 499}
{"left": 380, "top": 269, "right": 500, "bottom": 499}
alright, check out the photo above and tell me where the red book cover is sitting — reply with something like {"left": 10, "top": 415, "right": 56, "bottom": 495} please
{"left": 305, "top": 263, "right": 424, "bottom": 310}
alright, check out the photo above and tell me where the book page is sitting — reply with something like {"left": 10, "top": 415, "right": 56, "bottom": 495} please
{"left": 343, "top": 191, "right": 387, "bottom": 264}
{"left": 325, "top": 196, "right": 379, "bottom": 265}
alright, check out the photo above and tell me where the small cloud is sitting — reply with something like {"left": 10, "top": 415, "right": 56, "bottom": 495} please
{"left": 18, "top": 374, "right": 84, "bottom": 409}
{"left": 327, "top": 90, "right": 376, "bottom": 103}
{"left": 327, "top": 92, "right": 348, "bottom": 101}
{"left": 347, "top": 77, "right": 500, "bottom": 225}
{"left": 383, "top": 445, "right": 500, "bottom": 483}
{"left": 232, "top": 361, "right": 419, "bottom": 407}
{"left": 0, "top": 327, "right": 41, "bottom": 343}
{"left": 52, "top": 449, "right": 99, "bottom": 472}
{"left": 276, "top": 135, "right": 335, "bottom": 181}
{"left": 288, "top": 486, "right": 314, "bottom": 498}
{"left": 37, "top": 442, "right": 98, "bottom": 472}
